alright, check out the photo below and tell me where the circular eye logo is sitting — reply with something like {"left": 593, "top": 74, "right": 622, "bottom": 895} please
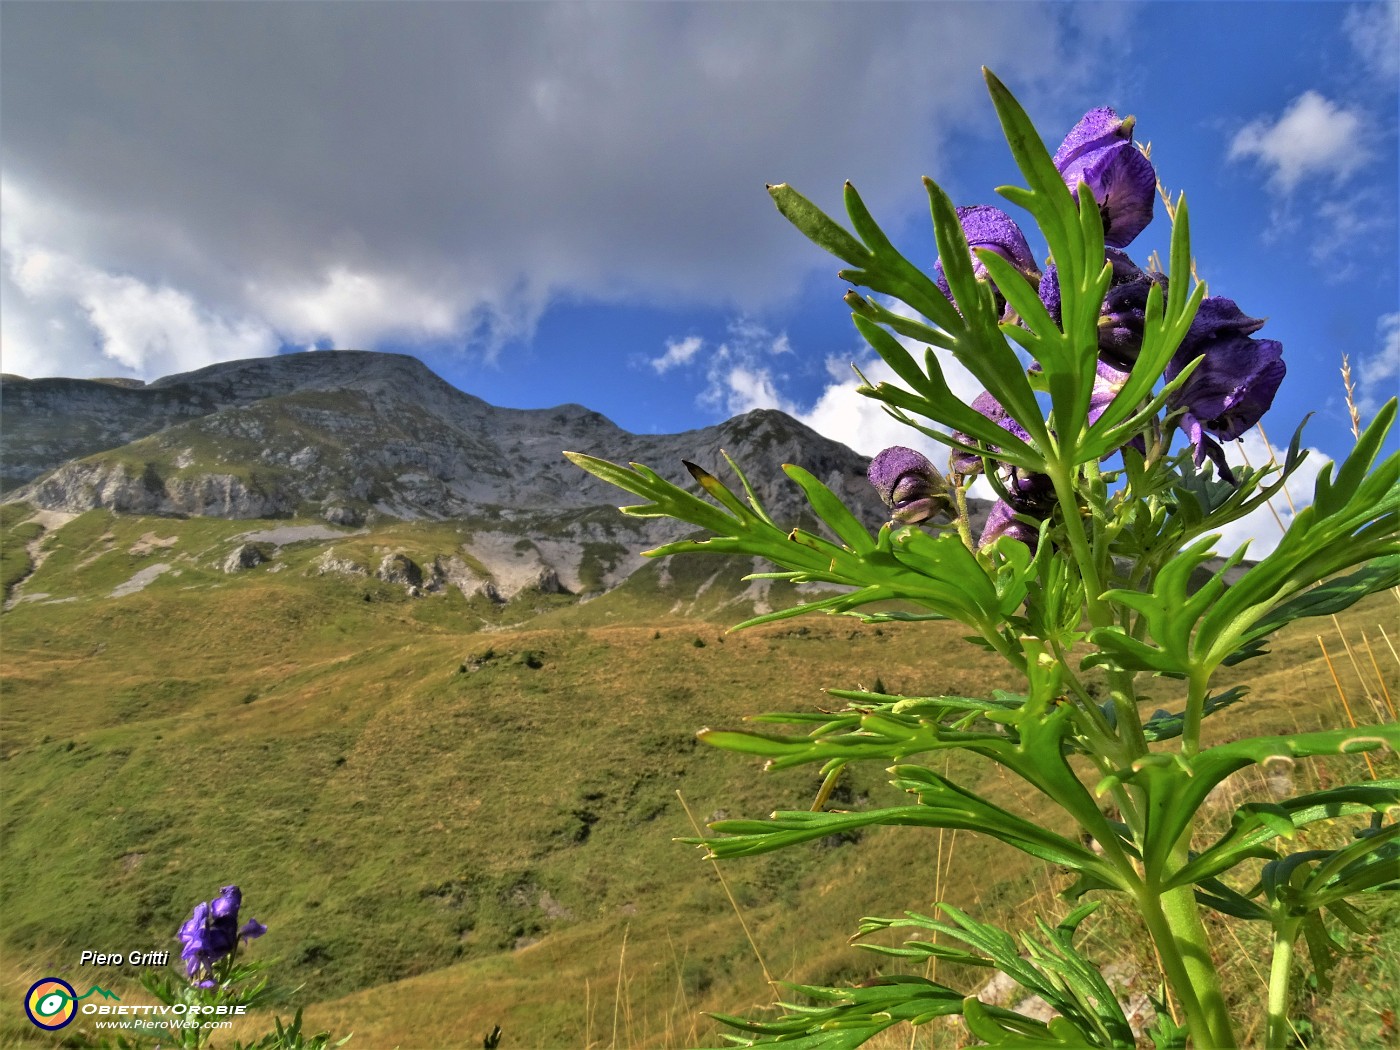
{"left": 25, "top": 978, "right": 77, "bottom": 1030}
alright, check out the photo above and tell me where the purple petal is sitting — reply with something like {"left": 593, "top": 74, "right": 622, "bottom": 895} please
{"left": 1089, "top": 361, "right": 1132, "bottom": 424}
{"left": 866, "top": 446, "right": 946, "bottom": 524}
{"left": 1037, "top": 265, "right": 1061, "bottom": 326}
{"left": 978, "top": 500, "right": 1040, "bottom": 551}
{"left": 1054, "top": 108, "right": 1156, "bottom": 248}
{"left": 1053, "top": 108, "right": 1134, "bottom": 172}
{"left": 949, "top": 390, "right": 1032, "bottom": 474}
{"left": 1097, "top": 271, "right": 1166, "bottom": 369}
{"left": 1168, "top": 336, "right": 1284, "bottom": 434}
{"left": 955, "top": 205, "right": 1039, "bottom": 279}
{"left": 1181, "top": 414, "right": 1236, "bottom": 484}
{"left": 1178, "top": 297, "right": 1267, "bottom": 358}
{"left": 212, "top": 886, "right": 242, "bottom": 920}
{"left": 239, "top": 919, "right": 268, "bottom": 942}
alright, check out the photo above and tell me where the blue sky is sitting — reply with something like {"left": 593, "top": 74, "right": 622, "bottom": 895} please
{"left": 2, "top": 2, "right": 1396, "bottom": 550}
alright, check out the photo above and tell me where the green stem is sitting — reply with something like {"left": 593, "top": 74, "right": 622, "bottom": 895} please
{"left": 1267, "top": 918, "right": 1300, "bottom": 1049}
{"left": 1135, "top": 884, "right": 1221, "bottom": 1046}
{"left": 1145, "top": 838, "right": 1238, "bottom": 1049}
{"left": 949, "top": 474, "right": 975, "bottom": 552}
{"left": 1045, "top": 458, "right": 1108, "bottom": 627}
{"left": 1182, "top": 666, "right": 1210, "bottom": 757}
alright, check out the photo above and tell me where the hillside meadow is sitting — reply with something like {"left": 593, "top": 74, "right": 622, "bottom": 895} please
{"left": 1, "top": 506, "right": 1396, "bottom": 1048}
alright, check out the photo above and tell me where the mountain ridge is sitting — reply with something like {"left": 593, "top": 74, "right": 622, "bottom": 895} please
{"left": 3, "top": 350, "right": 982, "bottom": 603}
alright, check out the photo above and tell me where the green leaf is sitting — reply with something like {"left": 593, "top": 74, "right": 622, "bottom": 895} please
{"left": 781, "top": 464, "right": 878, "bottom": 554}
{"left": 1170, "top": 781, "right": 1400, "bottom": 889}
{"left": 768, "top": 183, "right": 872, "bottom": 267}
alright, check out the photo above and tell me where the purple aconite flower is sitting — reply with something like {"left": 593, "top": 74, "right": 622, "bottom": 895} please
{"left": 239, "top": 919, "right": 269, "bottom": 942}
{"left": 1053, "top": 108, "right": 1156, "bottom": 249}
{"left": 1163, "top": 294, "right": 1282, "bottom": 480}
{"left": 1038, "top": 251, "right": 1167, "bottom": 370}
{"left": 177, "top": 885, "right": 265, "bottom": 985}
{"left": 1166, "top": 334, "right": 1285, "bottom": 481}
{"left": 949, "top": 390, "right": 1032, "bottom": 475}
{"left": 211, "top": 885, "right": 241, "bottom": 920}
{"left": 867, "top": 446, "right": 950, "bottom": 525}
{"left": 935, "top": 205, "right": 1040, "bottom": 320}
{"left": 1178, "top": 296, "right": 1267, "bottom": 354}
{"left": 979, "top": 499, "right": 1042, "bottom": 550}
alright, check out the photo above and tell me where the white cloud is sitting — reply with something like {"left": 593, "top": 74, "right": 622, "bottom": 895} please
{"left": 1228, "top": 92, "right": 1370, "bottom": 192}
{"left": 1207, "top": 430, "right": 1331, "bottom": 559}
{"left": 1344, "top": 1, "right": 1400, "bottom": 78}
{"left": 2, "top": 239, "right": 278, "bottom": 380}
{"left": 1355, "top": 311, "right": 1400, "bottom": 415}
{"left": 250, "top": 266, "right": 461, "bottom": 349}
{"left": 692, "top": 318, "right": 798, "bottom": 417}
{"left": 651, "top": 335, "right": 704, "bottom": 374}
{"left": 0, "top": 3, "right": 1108, "bottom": 379}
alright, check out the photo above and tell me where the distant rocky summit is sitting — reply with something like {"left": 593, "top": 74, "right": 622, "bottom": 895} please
{"left": 3, "top": 350, "right": 981, "bottom": 600}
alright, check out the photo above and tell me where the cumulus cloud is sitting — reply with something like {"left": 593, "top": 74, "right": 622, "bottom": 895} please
{"left": 684, "top": 317, "right": 797, "bottom": 417}
{"left": 1228, "top": 92, "right": 1370, "bottom": 193}
{"left": 2, "top": 213, "right": 278, "bottom": 379}
{"left": 672, "top": 301, "right": 990, "bottom": 494}
{"left": 0, "top": 2, "right": 1107, "bottom": 378}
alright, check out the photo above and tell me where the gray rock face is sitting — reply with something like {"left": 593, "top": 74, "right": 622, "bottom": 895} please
{"left": 223, "top": 543, "right": 271, "bottom": 573}
{"left": 4, "top": 350, "right": 988, "bottom": 600}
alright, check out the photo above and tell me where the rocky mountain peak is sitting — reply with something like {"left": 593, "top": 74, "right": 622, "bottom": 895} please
{"left": 4, "top": 350, "right": 963, "bottom": 602}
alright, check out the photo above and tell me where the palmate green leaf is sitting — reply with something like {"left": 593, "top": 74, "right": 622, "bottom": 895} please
{"left": 1168, "top": 780, "right": 1400, "bottom": 888}
{"left": 1099, "top": 725, "right": 1400, "bottom": 883}
{"left": 921, "top": 178, "right": 1049, "bottom": 447}
{"left": 767, "top": 183, "right": 873, "bottom": 269}
{"left": 1261, "top": 822, "right": 1400, "bottom": 913}
{"left": 780, "top": 464, "right": 877, "bottom": 554}
{"left": 1082, "top": 195, "right": 1203, "bottom": 460}
{"left": 567, "top": 451, "right": 1027, "bottom": 638}
{"left": 1227, "top": 554, "right": 1400, "bottom": 661}
{"left": 701, "top": 978, "right": 1035, "bottom": 1049}
{"left": 1196, "top": 399, "right": 1399, "bottom": 669}
{"left": 849, "top": 312, "right": 1044, "bottom": 470}
{"left": 856, "top": 904, "right": 1133, "bottom": 1049}
{"left": 1136, "top": 688, "right": 1247, "bottom": 743}
{"left": 1087, "top": 401, "right": 1398, "bottom": 678}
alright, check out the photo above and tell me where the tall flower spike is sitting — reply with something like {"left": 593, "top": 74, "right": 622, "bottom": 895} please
{"left": 867, "top": 446, "right": 950, "bottom": 525}
{"left": 1053, "top": 108, "right": 1156, "bottom": 249}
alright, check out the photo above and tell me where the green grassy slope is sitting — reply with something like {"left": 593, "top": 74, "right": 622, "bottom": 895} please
{"left": 1, "top": 509, "right": 1396, "bottom": 1049}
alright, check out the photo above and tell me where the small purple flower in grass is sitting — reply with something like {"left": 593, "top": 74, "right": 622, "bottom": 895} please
{"left": 867, "top": 446, "right": 950, "bottom": 525}
{"left": 1053, "top": 108, "right": 1156, "bottom": 249}
{"left": 211, "top": 884, "right": 241, "bottom": 920}
{"left": 239, "top": 919, "right": 268, "bottom": 942}
{"left": 1166, "top": 334, "right": 1285, "bottom": 483}
{"left": 177, "top": 884, "right": 266, "bottom": 986}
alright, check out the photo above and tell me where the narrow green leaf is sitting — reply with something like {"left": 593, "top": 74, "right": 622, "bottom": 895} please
{"left": 768, "top": 182, "right": 872, "bottom": 266}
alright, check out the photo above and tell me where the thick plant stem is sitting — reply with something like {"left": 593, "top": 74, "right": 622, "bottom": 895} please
{"left": 1155, "top": 882, "right": 1236, "bottom": 1048}
{"left": 1267, "top": 919, "right": 1299, "bottom": 1050}
{"left": 1134, "top": 884, "right": 1221, "bottom": 1046}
